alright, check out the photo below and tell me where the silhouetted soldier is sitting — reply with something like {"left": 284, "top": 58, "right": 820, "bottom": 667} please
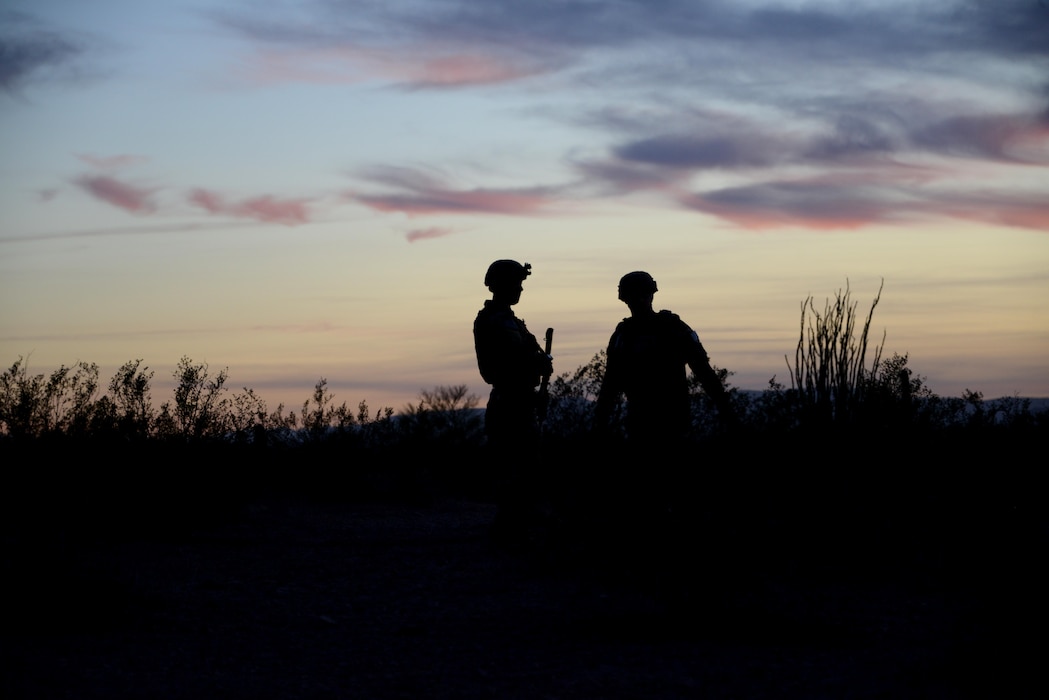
{"left": 473, "top": 259, "right": 553, "bottom": 545}
{"left": 592, "top": 271, "right": 734, "bottom": 586}
{"left": 595, "top": 271, "right": 731, "bottom": 447}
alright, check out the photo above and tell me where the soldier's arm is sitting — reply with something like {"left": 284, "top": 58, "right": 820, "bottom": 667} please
{"left": 684, "top": 327, "right": 733, "bottom": 415}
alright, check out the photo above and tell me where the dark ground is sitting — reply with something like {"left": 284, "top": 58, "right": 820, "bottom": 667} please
{"left": 3, "top": 437, "right": 1047, "bottom": 699}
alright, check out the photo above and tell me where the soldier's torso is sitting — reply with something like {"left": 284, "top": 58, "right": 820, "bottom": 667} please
{"left": 609, "top": 311, "right": 692, "bottom": 402}
{"left": 474, "top": 301, "right": 542, "bottom": 390}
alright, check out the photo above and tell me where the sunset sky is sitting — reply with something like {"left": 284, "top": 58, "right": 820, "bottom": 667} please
{"left": 2, "top": 0, "right": 1047, "bottom": 415}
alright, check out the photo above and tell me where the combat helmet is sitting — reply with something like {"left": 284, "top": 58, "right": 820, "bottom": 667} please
{"left": 618, "top": 271, "right": 658, "bottom": 301}
{"left": 485, "top": 260, "right": 532, "bottom": 290}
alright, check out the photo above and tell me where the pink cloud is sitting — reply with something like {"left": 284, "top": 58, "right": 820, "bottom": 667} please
{"left": 74, "top": 174, "right": 157, "bottom": 214}
{"left": 404, "top": 53, "right": 543, "bottom": 88}
{"left": 236, "top": 196, "right": 309, "bottom": 225}
{"left": 75, "top": 153, "right": 149, "bottom": 170}
{"left": 189, "top": 188, "right": 225, "bottom": 213}
{"left": 188, "top": 188, "right": 310, "bottom": 225}
{"left": 242, "top": 45, "right": 552, "bottom": 89}
{"left": 940, "top": 196, "right": 1049, "bottom": 231}
{"left": 405, "top": 227, "right": 456, "bottom": 243}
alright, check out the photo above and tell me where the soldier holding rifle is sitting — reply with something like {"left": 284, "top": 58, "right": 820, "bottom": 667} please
{"left": 473, "top": 259, "right": 554, "bottom": 545}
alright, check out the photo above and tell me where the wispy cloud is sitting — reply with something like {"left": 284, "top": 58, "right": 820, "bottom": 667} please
{"left": 614, "top": 133, "right": 783, "bottom": 170}
{"left": 679, "top": 176, "right": 1049, "bottom": 232}
{"left": 579, "top": 101, "right": 1049, "bottom": 230}
{"left": 911, "top": 114, "right": 1049, "bottom": 165}
{"left": 75, "top": 153, "right": 150, "bottom": 170}
{"left": 214, "top": 1, "right": 1049, "bottom": 83}
{"left": 206, "top": 1, "right": 1049, "bottom": 233}
{"left": 240, "top": 44, "right": 555, "bottom": 89}
{"left": 678, "top": 176, "right": 908, "bottom": 231}
{"left": 188, "top": 188, "right": 311, "bottom": 225}
{"left": 936, "top": 192, "right": 1049, "bottom": 231}
{"left": 0, "top": 221, "right": 262, "bottom": 246}
{"left": 0, "top": 10, "right": 84, "bottom": 93}
{"left": 349, "top": 166, "right": 564, "bottom": 217}
{"left": 405, "top": 226, "right": 456, "bottom": 243}
{"left": 74, "top": 174, "right": 157, "bottom": 214}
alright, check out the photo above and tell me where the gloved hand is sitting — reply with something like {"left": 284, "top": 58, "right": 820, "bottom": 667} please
{"left": 536, "top": 352, "right": 553, "bottom": 377}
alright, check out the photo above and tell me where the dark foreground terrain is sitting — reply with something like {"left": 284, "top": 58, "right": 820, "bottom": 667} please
{"left": 3, "top": 435, "right": 1047, "bottom": 699}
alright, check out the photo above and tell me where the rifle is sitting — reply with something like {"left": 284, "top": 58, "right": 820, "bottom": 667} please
{"left": 537, "top": 327, "right": 554, "bottom": 423}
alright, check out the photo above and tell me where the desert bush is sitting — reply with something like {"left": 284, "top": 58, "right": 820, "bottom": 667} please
{"left": 687, "top": 364, "right": 738, "bottom": 438}
{"left": 785, "top": 279, "right": 886, "bottom": 425}
{"left": 154, "top": 357, "right": 229, "bottom": 440}
{"left": 545, "top": 351, "right": 616, "bottom": 439}
{"left": 103, "top": 359, "right": 156, "bottom": 439}
{"left": 299, "top": 377, "right": 356, "bottom": 441}
{"left": 0, "top": 358, "right": 107, "bottom": 439}
{"left": 1, "top": 358, "right": 44, "bottom": 438}
{"left": 40, "top": 361, "right": 101, "bottom": 437}
{"left": 399, "top": 384, "right": 482, "bottom": 446}
{"left": 227, "top": 387, "right": 302, "bottom": 446}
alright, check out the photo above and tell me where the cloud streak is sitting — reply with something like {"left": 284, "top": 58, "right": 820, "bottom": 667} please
{"left": 349, "top": 167, "right": 564, "bottom": 217}
{"left": 75, "top": 153, "right": 150, "bottom": 170}
{"left": 240, "top": 44, "right": 556, "bottom": 89}
{"left": 405, "top": 227, "right": 456, "bottom": 243}
{"left": 188, "top": 189, "right": 311, "bottom": 225}
{"left": 74, "top": 174, "right": 157, "bottom": 214}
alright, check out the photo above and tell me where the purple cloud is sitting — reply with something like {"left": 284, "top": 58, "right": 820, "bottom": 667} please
{"left": 349, "top": 167, "right": 563, "bottom": 217}
{"left": 680, "top": 176, "right": 1049, "bottom": 232}
{"left": 614, "top": 134, "right": 779, "bottom": 169}
{"left": 1, "top": 11, "right": 84, "bottom": 93}
{"left": 189, "top": 188, "right": 311, "bottom": 226}
{"left": 74, "top": 175, "right": 157, "bottom": 214}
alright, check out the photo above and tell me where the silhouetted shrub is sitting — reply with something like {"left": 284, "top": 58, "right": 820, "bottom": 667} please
{"left": 545, "top": 351, "right": 617, "bottom": 440}
{"left": 105, "top": 359, "right": 156, "bottom": 439}
{"left": 785, "top": 279, "right": 885, "bottom": 425}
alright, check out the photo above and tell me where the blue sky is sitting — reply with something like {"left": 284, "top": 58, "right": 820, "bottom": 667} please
{"left": 2, "top": 0, "right": 1047, "bottom": 412}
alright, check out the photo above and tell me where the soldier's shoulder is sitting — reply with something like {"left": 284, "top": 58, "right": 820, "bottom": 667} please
{"left": 476, "top": 301, "right": 508, "bottom": 318}
{"left": 476, "top": 305, "right": 520, "bottom": 331}
{"left": 656, "top": 309, "right": 699, "bottom": 336}
{"left": 656, "top": 309, "right": 687, "bottom": 326}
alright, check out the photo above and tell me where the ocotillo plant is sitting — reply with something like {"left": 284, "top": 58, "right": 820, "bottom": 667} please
{"left": 786, "top": 279, "right": 885, "bottom": 425}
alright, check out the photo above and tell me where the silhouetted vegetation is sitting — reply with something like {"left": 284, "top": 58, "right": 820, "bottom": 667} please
{"left": 4, "top": 284, "right": 1047, "bottom": 700}
{"left": 3, "top": 282, "right": 1045, "bottom": 466}
{"left": 4, "top": 280, "right": 1044, "bottom": 579}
